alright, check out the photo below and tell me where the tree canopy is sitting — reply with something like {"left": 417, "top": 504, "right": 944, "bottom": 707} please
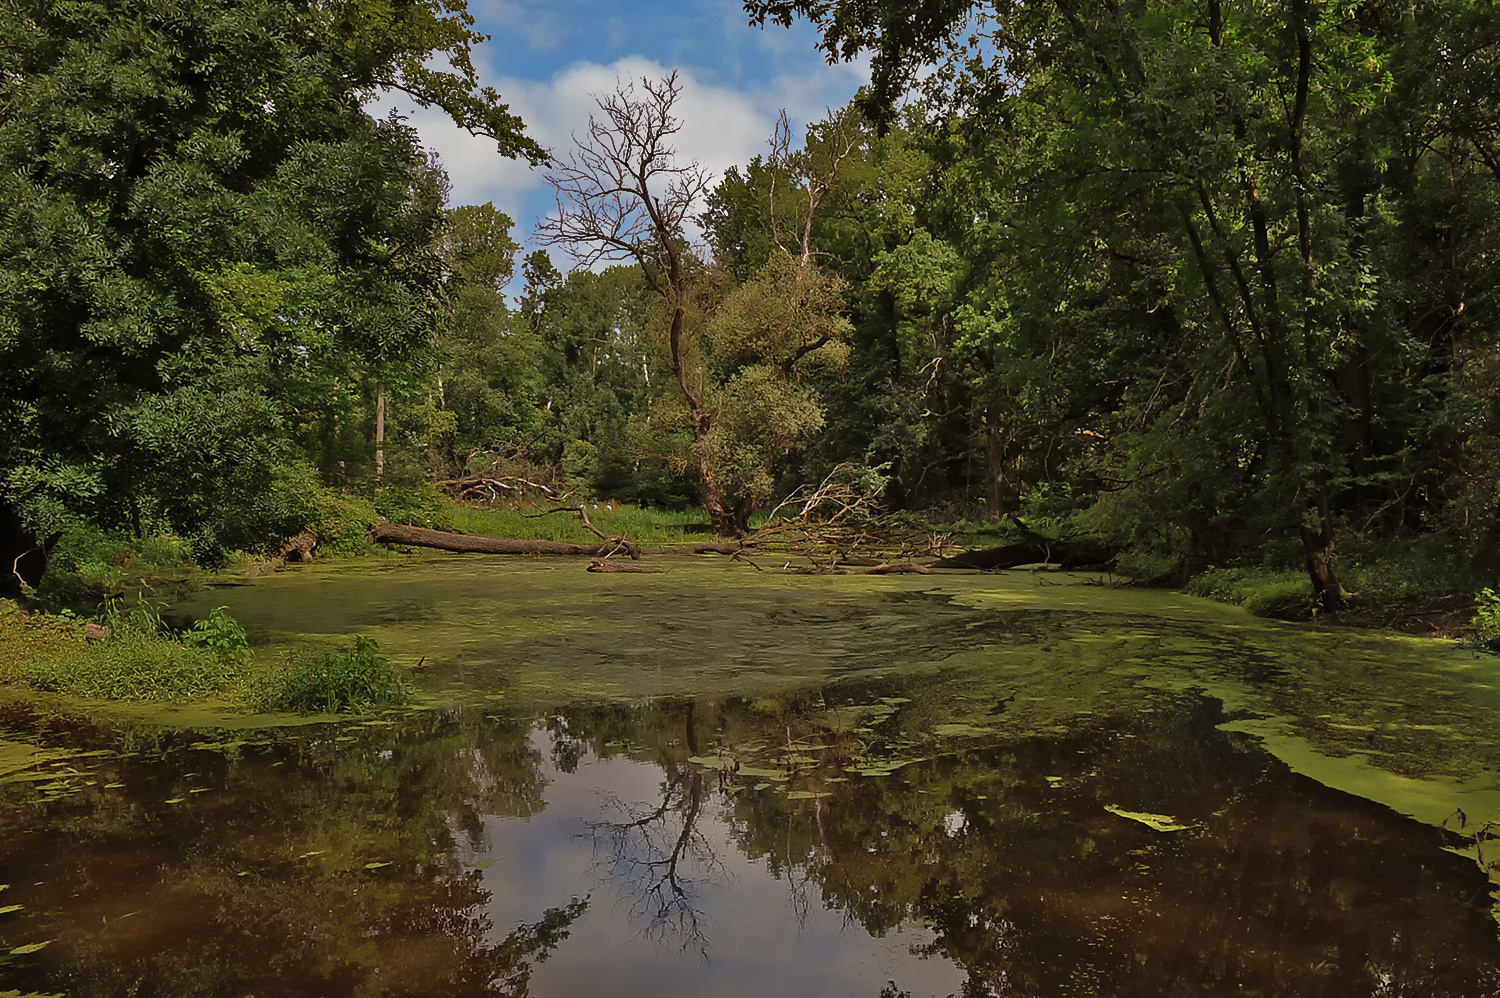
{"left": 0, "top": 0, "right": 539, "bottom": 566}
{"left": 7, "top": 0, "right": 1500, "bottom": 605}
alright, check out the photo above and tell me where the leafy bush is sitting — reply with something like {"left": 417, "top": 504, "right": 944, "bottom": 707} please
{"left": 307, "top": 488, "right": 381, "bottom": 555}
{"left": 181, "top": 605, "right": 251, "bottom": 662}
{"left": 251, "top": 636, "right": 411, "bottom": 714}
{"left": 1471, "top": 588, "right": 1500, "bottom": 652}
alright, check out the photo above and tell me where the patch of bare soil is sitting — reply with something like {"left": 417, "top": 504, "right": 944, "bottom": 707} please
{"left": 1318, "top": 593, "right": 1478, "bottom": 639}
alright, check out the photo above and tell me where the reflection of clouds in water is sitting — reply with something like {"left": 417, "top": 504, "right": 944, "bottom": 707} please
{"left": 470, "top": 731, "right": 964, "bottom": 997}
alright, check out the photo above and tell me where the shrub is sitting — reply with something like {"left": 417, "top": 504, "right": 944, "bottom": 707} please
{"left": 251, "top": 636, "right": 411, "bottom": 714}
{"left": 1471, "top": 587, "right": 1500, "bottom": 652}
{"left": 307, "top": 488, "right": 381, "bottom": 555}
{"left": 181, "top": 605, "right": 251, "bottom": 662}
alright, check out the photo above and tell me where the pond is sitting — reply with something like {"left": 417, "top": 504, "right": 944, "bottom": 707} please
{"left": 1, "top": 556, "right": 1498, "bottom": 996}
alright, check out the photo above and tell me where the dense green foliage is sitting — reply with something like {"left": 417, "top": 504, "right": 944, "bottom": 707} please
{"left": 738, "top": 0, "right": 1500, "bottom": 604}
{"left": 6, "top": 0, "right": 1500, "bottom": 610}
{"left": 0, "top": 0, "right": 539, "bottom": 569}
{"left": 252, "top": 635, "right": 412, "bottom": 713}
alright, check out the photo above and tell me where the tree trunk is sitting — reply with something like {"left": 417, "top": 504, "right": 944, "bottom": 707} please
{"left": 1299, "top": 487, "right": 1344, "bottom": 611}
{"left": 985, "top": 409, "right": 1007, "bottom": 522}
{"left": 374, "top": 379, "right": 386, "bottom": 496}
{"left": 370, "top": 521, "right": 640, "bottom": 559}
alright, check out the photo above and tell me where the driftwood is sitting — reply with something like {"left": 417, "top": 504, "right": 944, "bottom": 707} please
{"left": 933, "top": 539, "right": 1114, "bottom": 571}
{"left": 646, "top": 542, "right": 741, "bottom": 556}
{"left": 587, "top": 559, "right": 661, "bottom": 574}
{"left": 862, "top": 562, "right": 933, "bottom": 575}
{"left": 247, "top": 530, "right": 320, "bottom": 577}
{"left": 435, "top": 475, "right": 558, "bottom": 505}
{"left": 370, "top": 521, "right": 641, "bottom": 560}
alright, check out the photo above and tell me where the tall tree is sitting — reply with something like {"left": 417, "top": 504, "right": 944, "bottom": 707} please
{"left": 749, "top": 0, "right": 1500, "bottom": 605}
{"left": 0, "top": 0, "right": 543, "bottom": 572}
{"left": 541, "top": 73, "right": 849, "bottom": 534}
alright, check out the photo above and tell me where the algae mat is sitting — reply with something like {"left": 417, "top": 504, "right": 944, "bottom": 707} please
{"left": 172, "top": 554, "right": 1500, "bottom": 833}
{"left": 0, "top": 555, "right": 1492, "bottom": 996}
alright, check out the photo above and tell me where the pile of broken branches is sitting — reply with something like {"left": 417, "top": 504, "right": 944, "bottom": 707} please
{"left": 370, "top": 465, "right": 1116, "bottom": 576}
{"left": 434, "top": 475, "right": 565, "bottom": 507}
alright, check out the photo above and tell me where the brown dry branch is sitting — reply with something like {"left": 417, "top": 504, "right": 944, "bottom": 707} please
{"left": 862, "top": 563, "right": 933, "bottom": 575}
{"left": 588, "top": 559, "right": 661, "bottom": 574}
{"left": 435, "top": 475, "right": 559, "bottom": 506}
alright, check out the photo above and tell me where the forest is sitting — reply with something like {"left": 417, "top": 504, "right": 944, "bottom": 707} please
{"left": 3, "top": 0, "right": 1500, "bottom": 614}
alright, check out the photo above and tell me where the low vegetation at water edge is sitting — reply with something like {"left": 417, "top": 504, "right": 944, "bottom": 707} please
{"left": 0, "top": 598, "right": 250, "bottom": 700}
{"left": 250, "top": 637, "right": 412, "bottom": 714}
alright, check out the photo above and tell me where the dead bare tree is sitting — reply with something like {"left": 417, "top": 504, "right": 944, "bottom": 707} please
{"left": 538, "top": 72, "right": 748, "bottom": 534}
{"left": 766, "top": 106, "right": 859, "bottom": 273}
{"left": 586, "top": 765, "right": 725, "bottom": 956}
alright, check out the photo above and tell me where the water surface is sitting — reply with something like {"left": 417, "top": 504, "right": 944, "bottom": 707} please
{"left": 1, "top": 556, "right": 1497, "bottom": 996}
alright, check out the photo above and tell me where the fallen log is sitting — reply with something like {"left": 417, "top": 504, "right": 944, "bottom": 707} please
{"left": 642, "top": 542, "right": 742, "bottom": 556}
{"left": 932, "top": 539, "right": 1114, "bottom": 571}
{"left": 370, "top": 521, "right": 640, "bottom": 560}
{"left": 587, "top": 559, "right": 661, "bottom": 573}
{"left": 862, "top": 562, "right": 933, "bottom": 575}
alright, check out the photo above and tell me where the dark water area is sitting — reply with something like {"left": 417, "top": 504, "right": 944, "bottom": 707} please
{"left": 2, "top": 560, "right": 1499, "bottom": 996}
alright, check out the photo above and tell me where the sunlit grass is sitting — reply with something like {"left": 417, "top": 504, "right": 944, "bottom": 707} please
{"left": 0, "top": 599, "right": 247, "bottom": 700}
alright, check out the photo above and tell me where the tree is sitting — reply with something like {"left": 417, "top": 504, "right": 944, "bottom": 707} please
{"left": 427, "top": 203, "right": 546, "bottom": 480}
{"left": 540, "top": 73, "right": 849, "bottom": 534}
{"left": 0, "top": 0, "right": 543, "bottom": 572}
{"left": 748, "top": 0, "right": 1500, "bottom": 606}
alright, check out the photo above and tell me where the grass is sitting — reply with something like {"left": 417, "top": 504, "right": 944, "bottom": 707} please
{"left": 0, "top": 598, "right": 248, "bottom": 701}
{"left": 449, "top": 502, "right": 721, "bottom": 546}
{"left": 250, "top": 636, "right": 411, "bottom": 714}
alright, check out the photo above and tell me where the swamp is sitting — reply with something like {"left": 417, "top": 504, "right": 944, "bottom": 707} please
{"left": 9, "top": 0, "right": 1500, "bottom": 992}
{"left": 1, "top": 554, "right": 1498, "bottom": 997}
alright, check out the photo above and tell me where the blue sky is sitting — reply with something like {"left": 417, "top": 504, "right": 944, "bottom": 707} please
{"left": 374, "top": 0, "right": 867, "bottom": 275}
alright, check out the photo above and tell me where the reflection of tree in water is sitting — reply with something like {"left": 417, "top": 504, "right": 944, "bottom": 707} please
{"left": 581, "top": 703, "right": 728, "bottom": 955}
{"left": 0, "top": 709, "right": 583, "bottom": 997}
{"left": 552, "top": 689, "right": 1500, "bottom": 997}
{"left": 725, "top": 694, "right": 1500, "bottom": 997}
{"left": 588, "top": 766, "right": 726, "bottom": 955}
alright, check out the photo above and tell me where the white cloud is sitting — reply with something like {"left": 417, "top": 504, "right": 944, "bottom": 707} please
{"left": 374, "top": 53, "right": 867, "bottom": 252}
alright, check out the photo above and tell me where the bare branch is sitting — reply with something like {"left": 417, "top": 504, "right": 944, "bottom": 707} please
{"left": 537, "top": 71, "right": 713, "bottom": 280}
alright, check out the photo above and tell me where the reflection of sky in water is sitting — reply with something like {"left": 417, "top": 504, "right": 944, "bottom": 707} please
{"left": 474, "top": 731, "right": 963, "bottom": 998}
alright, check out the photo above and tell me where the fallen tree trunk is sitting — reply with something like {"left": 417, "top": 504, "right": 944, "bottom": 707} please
{"left": 933, "top": 539, "right": 1115, "bottom": 571}
{"left": 862, "top": 562, "right": 933, "bottom": 575}
{"left": 588, "top": 559, "right": 661, "bottom": 573}
{"left": 370, "top": 521, "right": 640, "bottom": 560}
